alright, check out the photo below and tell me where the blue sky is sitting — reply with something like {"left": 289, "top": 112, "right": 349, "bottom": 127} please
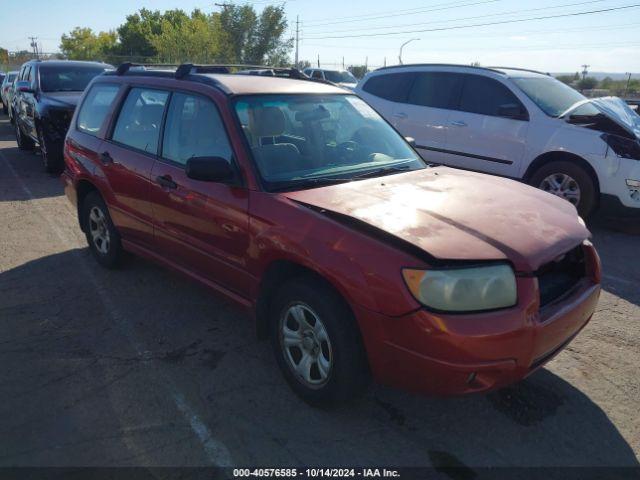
{"left": 2, "top": 0, "right": 639, "bottom": 72}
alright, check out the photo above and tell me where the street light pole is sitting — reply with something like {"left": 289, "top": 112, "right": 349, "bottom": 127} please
{"left": 398, "top": 38, "right": 419, "bottom": 65}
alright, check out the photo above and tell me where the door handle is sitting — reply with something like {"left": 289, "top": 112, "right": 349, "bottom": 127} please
{"left": 393, "top": 112, "right": 408, "bottom": 119}
{"left": 99, "top": 151, "right": 113, "bottom": 165}
{"left": 156, "top": 175, "right": 177, "bottom": 189}
{"left": 450, "top": 120, "right": 467, "bottom": 127}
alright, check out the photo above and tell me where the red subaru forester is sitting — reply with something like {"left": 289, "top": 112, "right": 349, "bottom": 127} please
{"left": 62, "top": 64, "right": 601, "bottom": 405}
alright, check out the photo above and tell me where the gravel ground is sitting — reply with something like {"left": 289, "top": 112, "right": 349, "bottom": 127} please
{"left": 0, "top": 113, "right": 638, "bottom": 469}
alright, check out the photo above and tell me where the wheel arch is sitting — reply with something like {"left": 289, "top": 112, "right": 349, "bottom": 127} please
{"left": 524, "top": 151, "right": 601, "bottom": 197}
{"left": 76, "top": 179, "right": 102, "bottom": 232}
{"left": 254, "top": 259, "right": 357, "bottom": 340}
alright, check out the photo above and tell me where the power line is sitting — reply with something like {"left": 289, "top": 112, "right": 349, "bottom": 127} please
{"left": 308, "top": 0, "right": 502, "bottom": 27}
{"left": 301, "top": 22, "right": 639, "bottom": 50}
{"left": 302, "top": 3, "right": 640, "bottom": 40}
{"left": 303, "top": 0, "right": 608, "bottom": 35}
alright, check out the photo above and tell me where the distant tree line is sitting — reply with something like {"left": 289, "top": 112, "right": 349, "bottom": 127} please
{"left": 556, "top": 72, "right": 639, "bottom": 96}
{"left": 58, "top": 6, "right": 292, "bottom": 66}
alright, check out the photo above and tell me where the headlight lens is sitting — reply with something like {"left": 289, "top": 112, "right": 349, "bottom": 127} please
{"left": 402, "top": 264, "right": 517, "bottom": 312}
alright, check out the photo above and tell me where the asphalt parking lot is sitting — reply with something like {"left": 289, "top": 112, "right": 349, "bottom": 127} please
{"left": 0, "top": 113, "right": 638, "bottom": 470}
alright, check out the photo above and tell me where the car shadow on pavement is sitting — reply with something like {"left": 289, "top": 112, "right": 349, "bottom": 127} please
{"left": 0, "top": 144, "right": 65, "bottom": 202}
{"left": 0, "top": 248, "right": 637, "bottom": 468}
{"left": 589, "top": 225, "right": 640, "bottom": 307}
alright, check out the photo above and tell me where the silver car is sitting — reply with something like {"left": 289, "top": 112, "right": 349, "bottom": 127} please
{"left": 1, "top": 71, "right": 18, "bottom": 116}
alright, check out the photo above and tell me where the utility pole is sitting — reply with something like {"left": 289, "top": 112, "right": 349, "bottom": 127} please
{"left": 294, "top": 15, "right": 300, "bottom": 69}
{"left": 342, "top": 56, "right": 344, "bottom": 69}
{"left": 581, "top": 64, "right": 590, "bottom": 80}
{"left": 624, "top": 72, "right": 632, "bottom": 98}
{"left": 29, "top": 36, "right": 39, "bottom": 59}
{"left": 383, "top": 57, "right": 386, "bottom": 67}
{"left": 317, "top": 54, "right": 320, "bottom": 68}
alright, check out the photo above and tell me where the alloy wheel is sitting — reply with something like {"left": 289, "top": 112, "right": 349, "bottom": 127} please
{"left": 88, "top": 206, "right": 111, "bottom": 255}
{"left": 539, "top": 173, "right": 581, "bottom": 206}
{"left": 280, "top": 303, "right": 333, "bottom": 388}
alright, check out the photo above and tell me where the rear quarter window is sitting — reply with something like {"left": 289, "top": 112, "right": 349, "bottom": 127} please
{"left": 76, "top": 84, "right": 120, "bottom": 136}
{"left": 362, "top": 72, "right": 415, "bottom": 102}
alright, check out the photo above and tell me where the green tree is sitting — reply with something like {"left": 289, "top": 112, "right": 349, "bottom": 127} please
{"left": 60, "top": 27, "right": 117, "bottom": 61}
{"left": 216, "top": 4, "right": 291, "bottom": 65}
{"left": 116, "top": 8, "right": 163, "bottom": 60}
{"left": 577, "top": 77, "right": 598, "bottom": 90}
{"left": 150, "top": 10, "right": 222, "bottom": 63}
{"left": 348, "top": 65, "right": 368, "bottom": 79}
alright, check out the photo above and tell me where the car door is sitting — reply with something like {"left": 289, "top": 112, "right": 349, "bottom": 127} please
{"left": 100, "top": 86, "right": 170, "bottom": 248}
{"left": 359, "top": 71, "right": 416, "bottom": 122}
{"left": 391, "top": 71, "right": 463, "bottom": 165}
{"left": 23, "top": 65, "right": 39, "bottom": 140}
{"left": 442, "top": 74, "right": 529, "bottom": 176}
{"left": 149, "top": 90, "right": 250, "bottom": 297}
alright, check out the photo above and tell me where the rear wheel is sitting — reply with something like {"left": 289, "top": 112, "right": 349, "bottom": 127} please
{"left": 37, "top": 125, "right": 63, "bottom": 174}
{"left": 81, "top": 191, "right": 124, "bottom": 268}
{"left": 529, "top": 160, "right": 597, "bottom": 217}
{"left": 270, "top": 277, "right": 370, "bottom": 406}
{"left": 15, "top": 120, "right": 35, "bottom": 151}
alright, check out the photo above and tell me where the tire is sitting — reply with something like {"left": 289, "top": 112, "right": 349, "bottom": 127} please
{"left": 37, "top": 124, "right": 64, "bottom": 174}
{"left": 529, "top": 160, "right": 597, "bottom": 218}
{"left": 81, "top": 191, "right": 124, "bottom": 268}
{"left": 270, "top": 277, "right": 370, "bottom": 406}
{"left": 15, "top": 119, "right": 35, "bottom": 151}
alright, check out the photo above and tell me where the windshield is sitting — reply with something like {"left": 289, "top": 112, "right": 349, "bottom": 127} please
{"left": 40, "top": 65, "right": 109, "bottom": 92}
{"left": 323, "top": 71, "right": 357, "bottom": 84}
{"left": 235, "top": 94, "right": 424, "bottom": 191}
{"left": 512, "top": 76, "right": 586, "bottom": 117}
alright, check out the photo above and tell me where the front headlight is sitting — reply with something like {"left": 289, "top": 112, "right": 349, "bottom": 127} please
{"left": 402, "top": 264, "right": 517, "bottom": 312}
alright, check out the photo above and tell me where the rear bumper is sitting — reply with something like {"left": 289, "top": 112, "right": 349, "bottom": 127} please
{"left": 61, "top": 170, "right": 77, "bottom": 208}
{"left": 354, "top": 245, "right": 601, "bottom": 396}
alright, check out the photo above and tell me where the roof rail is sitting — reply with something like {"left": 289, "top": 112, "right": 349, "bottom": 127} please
{"left": 116, "top": 62, "right": 179, "bottom": 76}
{"left": 375, "top": 63, "right": 505, "bottom": 74}
{"left": 487, "top": 66, "right": 551, "bottom": 76}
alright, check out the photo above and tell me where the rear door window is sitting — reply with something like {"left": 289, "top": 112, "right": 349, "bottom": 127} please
{"left": 311, "top": 70, "right": 323, "bottom": 79}
{"left": 362, "top": 72, "right": 415, "bottom": 103}
{"left": 407, "top": 72, "right": 463, "bottom": 109}
{"left": 161, "top": 92, "right": 234, "bottom": 166}
{"left": 112, "top": 88, "right": 169, "bottom": 154}
{"left": 459, "top": 75, "right": 525, "bottom": 118}
{"left": 77, "top": 84, "right": 120, "bottom": 135}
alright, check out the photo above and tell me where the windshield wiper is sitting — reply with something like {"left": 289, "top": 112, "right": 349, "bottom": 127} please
{"left": 350, "top": 164, "right": 412, "bottom": 180}
{"left": 270, "top": 177, "right": 352, "bottom": 192}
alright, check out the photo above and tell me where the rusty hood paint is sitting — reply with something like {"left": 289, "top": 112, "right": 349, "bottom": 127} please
{"left": 284, "top": 167, "right": 590, "bottom": 272}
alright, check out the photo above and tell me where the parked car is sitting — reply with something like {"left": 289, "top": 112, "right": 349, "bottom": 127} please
{"left": 62, "top": 64, "right": 601, "bottom": 405}
{"left": 13, "top": 60, "right": 112, "bottom": 172}
{"left": 303, "top": 68, "right": 358, "bottom": 89}
{"left": 356, "top": 64, "right": 640, "bottom": 218}
{"left": 1, "top": 71, "right": 18, "bottom": 114}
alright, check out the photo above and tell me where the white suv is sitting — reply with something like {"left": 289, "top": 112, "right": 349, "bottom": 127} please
{"left": 356, "top": 64, "right": 640, "bottom": 217}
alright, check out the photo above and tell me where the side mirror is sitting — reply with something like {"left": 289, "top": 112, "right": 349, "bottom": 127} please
{"left": 186, "top": 156, "right": 235, "bottom": 183}
{"left": 498, "top": 103, "right": 527, "bottom": 120}
{"left": 15, "top": 80, "right": 33, "bottom": 93}
{"left": 405, "top": 136, "right": 416, "bottom": 147}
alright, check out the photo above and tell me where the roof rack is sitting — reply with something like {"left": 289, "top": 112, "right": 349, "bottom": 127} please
{"left": 116, "top": 62, "right": 180, "bottom": 75}
{"left": 174, "top": 63, "right": 312, "bottom": 80}
{"left": 113, "top": 62, "right": 338, "bottom": 88}
{"left": 487, "top": 66, "right": 551, "bottom": 76}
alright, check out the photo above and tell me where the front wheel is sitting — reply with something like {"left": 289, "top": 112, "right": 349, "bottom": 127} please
{"left": 37, "top": 125, "right": 63, "bottom": 174}
{"left": 15, "top": 120, "right": 35, "bottom": 151}
{"left": 270, "top": 277, "right": 370, "bottom": 406}
{"left": 529, "top": 161, "right": 597, "bottom": 218}
{"left": 81, "top": 192, "right": 124, "bottom": 268}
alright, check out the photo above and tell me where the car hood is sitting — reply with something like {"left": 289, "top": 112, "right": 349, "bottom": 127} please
{"left": 41, "top": 91, "right": 83, "bottom": 109}
{"left": 564, "top": 96, "right": 640, "bottom": 140}
{"left": 285, "top": 167, "right": 590, "bottom": 272}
